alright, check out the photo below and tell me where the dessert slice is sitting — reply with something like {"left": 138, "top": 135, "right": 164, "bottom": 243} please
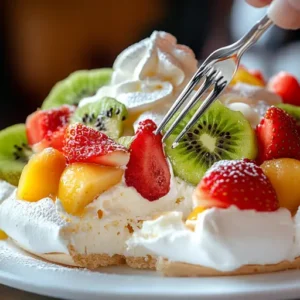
{"left": 127, "top": 159, "right": 300, "bottom": 276}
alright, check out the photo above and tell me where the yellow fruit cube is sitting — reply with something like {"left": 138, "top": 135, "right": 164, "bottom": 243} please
{"left": 0, "top": 230, "right": 8, "bottom": 240}
{"left": 261, "top": 158, "right": 300, "bottom": 214}
{"left": 231, "top": 68, "right": 264, "bottom": 87}
{"left": 17, "top": 148, "right": 66, "bottom": 201}
{"left": 58, "top": 163, "right": 123, "bottom": 215}
{"left": 187, "top": 206, "right": 206, "bottom": 221}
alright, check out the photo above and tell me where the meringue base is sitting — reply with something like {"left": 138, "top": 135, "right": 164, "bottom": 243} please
{"left": 156, "top": 257, "right": 300, "bottom": 277}
{"left": 126, "top": 255, "right": 157, "bottom": 270}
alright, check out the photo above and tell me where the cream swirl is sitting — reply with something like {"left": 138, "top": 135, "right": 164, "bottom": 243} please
{"left": 79, "top": 31, "right": 198, "bottom": 114}
{"left": 127, "top": 207, "right": 296, "bottom": 271}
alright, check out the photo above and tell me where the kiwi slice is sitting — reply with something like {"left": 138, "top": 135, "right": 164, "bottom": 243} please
{"left": 164, "top": 101, "right": 257, "bottom": 185}
{"left": 71, "top": 97, "right": 128, "bottom": 139}
{"left": 41, "top": 68, "right": 113, "bottom": 109}
{"left": 0, "top": 124, "right": 32, "bottom": 186}
{"left": 116, "top": 136, "right": 135, "bottom": 148}
{"left": 276, "top": 103, "right": 300, "bottom": 125}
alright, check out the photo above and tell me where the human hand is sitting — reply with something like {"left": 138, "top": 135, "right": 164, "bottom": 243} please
{"left": 246, "top": 0, "right": 300, "bottom": 29}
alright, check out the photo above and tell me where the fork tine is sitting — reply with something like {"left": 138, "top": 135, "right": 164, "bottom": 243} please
{"left": 162, "top": 69, "right": 218, "bottom": 142}
{"left": 172, "top": 80, "right": 227, "bottom": 148}
{"left": 155, "top": 66, "right": 207, "bottom": 135}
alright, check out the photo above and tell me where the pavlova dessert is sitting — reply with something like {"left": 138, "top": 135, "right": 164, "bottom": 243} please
{"left": 1, "top": 31, "right": 300, "bottom": 276}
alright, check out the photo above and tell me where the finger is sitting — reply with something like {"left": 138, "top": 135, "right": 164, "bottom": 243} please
{"left": 268, "top": 0, "right": 300, "bottom": 30}
{"left": 246, "top": 0, "right": 272, "bottom": 8}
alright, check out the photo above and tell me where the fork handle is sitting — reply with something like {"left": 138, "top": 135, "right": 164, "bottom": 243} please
{"left": 236, "top": 14, "right": 273, "bottom": 56}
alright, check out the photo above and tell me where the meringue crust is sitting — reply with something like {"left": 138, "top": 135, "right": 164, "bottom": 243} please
{"left": 156, "top": 257, "right": 300, "bottom": 277}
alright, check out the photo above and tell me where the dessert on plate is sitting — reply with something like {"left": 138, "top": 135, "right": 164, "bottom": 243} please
{"left": 1, "top": 30, "right": 300, "bottom": 275}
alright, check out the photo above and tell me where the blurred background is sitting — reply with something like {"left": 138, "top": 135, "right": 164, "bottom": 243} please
{"left": 1, "top": 0, "right": 300, "bottom": 129}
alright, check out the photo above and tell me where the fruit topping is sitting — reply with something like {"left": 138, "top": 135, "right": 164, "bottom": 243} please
{"left": 125, "top": 119, "right": 171, "bottom": 201}
{"left": 71, "top": 97, "right": 128, "bottom": 139}
{"left": 17, "top": 148, "right": 66, "bottom": 202}
{"left": 230, "top": 67, "right": 265, "bottom": 87}
{"left": 62, "top": 123, "right": 129, "bottom": 166}
{"left": 194, "top": 159, "right": 279, "bottom": 212}
{"left": 268, "top": 72, "right": 300, "bottom": 106}
{"left": 261, "top": 158, "right": 300, "bottom": 214}
{"left": 26, "top": 105, "right": 75, "bottom": 152}
{"left": 164, "top": 101, "right": 257, "bottom": 185}
{"left": 187, "top": 206, "right": 206, "bottom": 220}
{"left": 0, "top": 230, "right": 7, "bottom": 240}
{"left": 58, "top": 163, "right": 123, "bottom": 215}
{"left": 42, "top": 69, "right": 113, "bottom": 109}
{"left": 248, "top": 69, "right": 266, "bottom": 85}
{"left": 275, "top": 103, "right": 300, "bottom": 126}
{"left": 0, "top": 124, "right": 32, "bottom": 186}
{"left": 256, "top": 106, "right": 300, "bottom": 163}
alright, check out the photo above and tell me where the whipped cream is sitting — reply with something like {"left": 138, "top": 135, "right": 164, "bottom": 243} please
{"left": 127, "top": 207, "right": 296, "bottom": 271}
{"left": 0, "top": 180, "right": 15, "bottom": 203}
{"left": 219, "top": 83, "right": 282, "bottom": 127}
{"left": 79, "top": 31, "right": 198, "bottom": 115}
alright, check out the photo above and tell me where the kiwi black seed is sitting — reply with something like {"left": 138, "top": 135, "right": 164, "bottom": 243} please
{"left": 164, "top": 100, "right": 257, "bottom": 185}
{"left": 71, "top": 97, "right": 128, "bottom": 139}
{"left": 0, "top": 124, "right": 33, "bottom": 186}
{"left": 41, "top": 68, "right": 113, "bottom": 109}
{"left": 276, "top": 103, "right": 300, "bottom": 126}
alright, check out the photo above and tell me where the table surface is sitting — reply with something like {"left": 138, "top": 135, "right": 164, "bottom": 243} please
{"left": 0, "top": 284, "right": 57, "bottom": 300}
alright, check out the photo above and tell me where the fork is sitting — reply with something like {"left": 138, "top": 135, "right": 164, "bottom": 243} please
{"left": 156, "top": 14, "right": 273, "bottom": 148}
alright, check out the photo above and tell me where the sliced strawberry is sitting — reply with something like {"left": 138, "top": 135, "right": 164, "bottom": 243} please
{"left": 26, "top": 105, "right": 75, "bottom": 151}
{"left": 194, "top": 159, "right": 279, "bottom": 212}
{"left": 268, "top": 72, "right": 300, "bottom": 106}
{"left": 32, "top": 127, "right": 67, "bottom": 152}
{"left": 125, "top": 119, "right": 171, "bottom": 201}
{"left": 256, "top": 106, "right": 300, "bottom": 163}
{"left": 63, "top": 123, "right": 129, "bottom": 166}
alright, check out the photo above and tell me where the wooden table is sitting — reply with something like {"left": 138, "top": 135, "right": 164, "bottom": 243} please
{"left": 0, "top": 284, "right": 57, "bottom": 300}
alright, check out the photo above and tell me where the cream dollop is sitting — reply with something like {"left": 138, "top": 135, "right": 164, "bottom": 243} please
{"left": 219, "top": 83, "right": 282, "bottom": 127}
{"left": 127, "top": 207, "right": 295, "bottom": 271}
{"left": 79, "top": 31, "right": 198, "bottom": 114}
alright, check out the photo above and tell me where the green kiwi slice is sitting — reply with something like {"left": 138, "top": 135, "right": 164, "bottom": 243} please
{"left": 164, "top": 101, "right": 257, "bottom": 185}
{"left": 41, "top": 68, "right": 113, "bottom": 109}
{"left": 116, "top": 136, "right": 135, "bottom": 148}
{"left": 276, "top": 103, "right": 300, "bottom": 125}
{"left": 0, "top": 124, "right": 32, "bottom": 186}
{"left": 71, "top": 97, "right": 128, "bottom": 139}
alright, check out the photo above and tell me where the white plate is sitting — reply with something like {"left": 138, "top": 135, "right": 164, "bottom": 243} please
{"left": 1, "top": 240, "right": 300, "bottom": 300}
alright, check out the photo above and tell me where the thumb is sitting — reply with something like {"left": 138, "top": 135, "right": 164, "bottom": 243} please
{"left": 268, "top": 0, "right": 300, "bottom": 29}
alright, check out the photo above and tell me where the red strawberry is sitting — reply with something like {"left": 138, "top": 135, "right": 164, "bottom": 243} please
{"left": 125, "top": 119, "right": 171, "bottom": 201}
{"left": 26, "top": 105, "right": 75, "bottom": 151}
{"left": 268, "top": 72, "right": 300, "bottom": 106}
{"left": 256, "top": 106, "right": 300, "bottom": 163}
{"left": 194, "top": 159, "right": 279, "bottom": 212}
{"left": 63, "top": 123, "right": 129, "bottom": 166}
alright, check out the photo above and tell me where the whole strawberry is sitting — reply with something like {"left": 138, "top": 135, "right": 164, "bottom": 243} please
{"left": 194, "top": 159, "right": 279, "bottom": 212}
{"left": 256, "top": 106, "right": 300, "bottom": 164}
{"left": 125, "top": 119, "right": 171, "bottom": 201}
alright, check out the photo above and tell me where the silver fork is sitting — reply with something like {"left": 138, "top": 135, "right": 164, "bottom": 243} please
{"left": 156, "top": 14, "right": 273, "bottom": 148}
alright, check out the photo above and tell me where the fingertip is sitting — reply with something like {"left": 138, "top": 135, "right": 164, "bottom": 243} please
{"left": 246, "top": 0, "right": 272, "bottom": 8}
{"left": 268, "top": 0, "right": 300, "bottom": 30}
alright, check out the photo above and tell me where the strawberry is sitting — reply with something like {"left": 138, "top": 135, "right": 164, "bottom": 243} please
{"left": 268, "top": 72, "right": 300, "bottom": 106}
{"left": 125, "top": 119, "right": 171, "bottom": 201}
{"left": 26, "top": 105, "right": 75, "bottom": 151}
{"left": 194, "top": 159, "right": 279, "bottom": 212}
{"left": 256, "top": 106, "right": 300, "bottom": 163}
{"left": 62, "top": 123, "right": 129, "bottom": 166}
